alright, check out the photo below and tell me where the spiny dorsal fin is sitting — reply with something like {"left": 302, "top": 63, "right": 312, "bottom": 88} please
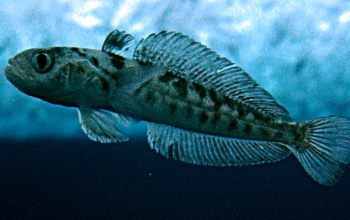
{"left": 102, "top": 30, "right": 135, "bottom": 57}
{"left": 133, "top": 31, "right": 291, "bottom": 121}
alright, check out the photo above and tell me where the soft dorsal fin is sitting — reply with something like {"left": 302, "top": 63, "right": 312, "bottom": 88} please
{"left": 133, "top": 31, "right": 291, "bottom": 121}
{"left": 102, "top": 30, "right": 135, "bottom": 57}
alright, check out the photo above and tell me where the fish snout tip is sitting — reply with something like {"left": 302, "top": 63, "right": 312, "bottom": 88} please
{"left": 8, "top": 56, "right": 15, "bottom": 65}
{"left": 4, "top": 65, "right": 13, "bottom": 79}
{"left": 4, "top": 57, "right": 14, "bottom": 78}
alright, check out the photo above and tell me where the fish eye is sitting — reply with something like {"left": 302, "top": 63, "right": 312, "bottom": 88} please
{"left": 32, "top": 52, "right": 54, "bottom": 73}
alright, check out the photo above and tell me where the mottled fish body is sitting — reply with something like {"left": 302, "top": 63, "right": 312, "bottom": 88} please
{"left": 133, "top": 71, "right": 297, "bottom": 144}
{"left": 5, "top": 29, "right": 350, "bottom": 186}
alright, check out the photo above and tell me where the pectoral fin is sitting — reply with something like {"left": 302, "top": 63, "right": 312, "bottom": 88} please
{"left": 78, "top": 107, "right": 135, "bottom": 143}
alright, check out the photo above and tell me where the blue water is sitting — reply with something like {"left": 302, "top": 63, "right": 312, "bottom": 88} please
{"left": 1, "top": 138, "right": 350, "bottom": 219}
{"left": 1, "top": 0, "right": 350, "bottom": 219}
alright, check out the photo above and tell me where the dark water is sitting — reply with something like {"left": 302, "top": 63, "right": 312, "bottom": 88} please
{"left": 1, "top": 136, "right": 350, "bottom": 219}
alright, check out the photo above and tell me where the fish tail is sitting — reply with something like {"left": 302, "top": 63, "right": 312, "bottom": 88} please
{"left": 290, "top": 116, "right": 350, "bottom": 186}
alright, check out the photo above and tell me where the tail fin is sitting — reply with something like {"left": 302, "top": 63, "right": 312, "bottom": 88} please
{"left": 290, "top": 116, "right": 350, "bottom": 186}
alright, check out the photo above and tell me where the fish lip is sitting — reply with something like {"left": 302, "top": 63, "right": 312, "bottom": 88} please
{"left": 4, "top": 65, "right": 15, "bottom": 80}
{"left": 5, "top": 57, "right": 26, "bottom": 81}
{"left": 5, "top": 57, "right": 15, "bottom": 77}
{"left": 8, "top": 56, "right": 15, "bottom": 65}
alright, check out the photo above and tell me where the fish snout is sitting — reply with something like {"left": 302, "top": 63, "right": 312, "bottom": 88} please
{"left": 4, "top": 56, "right": 25, "bottom": 85}
{"left": 4, "top": 57, "right": 16, "bottom": 78}
{"left": 8, "top": 56, "right": 15, "bottom": 65}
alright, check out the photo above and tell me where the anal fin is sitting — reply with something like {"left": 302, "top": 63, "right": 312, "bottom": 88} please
{"left": 147, "top": 123, "right": 291, "bottom": 166}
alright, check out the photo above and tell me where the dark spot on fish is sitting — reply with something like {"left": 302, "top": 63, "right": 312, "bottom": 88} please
{"left": 159, "top": 71, "right": 175, "bottom": 83}
{"left": 141, "top": 61, "right": 152, "bottom": 65}
{"left": 62, "top": 64, "right": 68, "bottom": 73}
{"left": 141, "top": 116, "right": 151, "bottom": 121}
{"left": 114, "top": 54, "right": 125, "bottom": 61}
{"left": 71, "top": 47, "right": 79, "bottom": 52}
{"left": 274, "top": 131, "right": 283, "bottom": 139}
{"left": 55, "top": 74, "right": 61, "bottom": 80}
{"left": 173, "top": 78, "right": 188, "bottom": 98}
{"left": 259, "top": 113, "right": 280, "bottom": 124}
{"left": 192, "top": 82, "right": 206, "bottom": 98}
{"left": 92, "top": 57, "right": 99, "bottom": 67}
{"left": 212, "top": 113, "right": 221, "bottom": 125}
{"left": 260, "top": 127, "right": 270, "bottom": 137}
{"left": 186, "top": 105, "right": 194, "bottom": 117}
{"left": 222, "top": 96, "right": 229, "bottom": 103}
{"left": 293, "top": 124, "right": 306, "bottom": 142}
{"left": 209, "top": 89, "right": 224, "bottom": 110}
{"left": 111, "top": 56, "right": 125, "bottom": 69}
{"left": 146, "top": 91, "right": 155, "bottom": 102}
{"left": 209, "top": 89, "right": 218, "bottom": 102}
{"left": 101, "top": 68, "right": 110, "bottom": 75}
{"left": 134, "top": 87, "right": 142, "bottom": 96}
{"left": 300, "top": 124, "right": 307, "bottom": 132}
{"left": 77, "top": 65, "right": 85, "bottom": 73}
{"left": 224, "top": 97, "right": 236, "bottom": 110}
{"left": 227, "top": 119, "right": 238, "bottom": 131}
{"left": 244, "top": 123, "right": 252, "bottom": 134}
{"left": 170, "top": 102, "right": 177, "bottom": 114}
{"left": 236, "top": 105, "right": 245, "bottom": 117}
{"left": 197, "top": 100, "right": 204, "bottom": 107}
{"left": 100, "top": 77, "right": 109, "bottom": 92}
{"left": 111, "top": 74, "right": 120, "bottom": 84}
{"left": 254, "top": 111, "right": 266, "bottom": 121}
{"left": 71, "top": 47, "right": 86, "bottom": 57}
{"left": 200, "top": 112, "right": 209, "bottom": 123}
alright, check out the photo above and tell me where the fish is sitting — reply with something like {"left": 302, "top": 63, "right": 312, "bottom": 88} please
{"left": 4, "top": 29, "right": 350, "bottom": 186}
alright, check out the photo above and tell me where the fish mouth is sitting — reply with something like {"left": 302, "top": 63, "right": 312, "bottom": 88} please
{"left": 8, "top": 56, "right": 15, "bottom": 65}
{"left": 4, "top": 57, "right": 14, "bottom": 78}
{"left": 4, "top": 64, "right": 23, "bottom": 84}
{"left": 4, "top": 65, "right": 12, "bottom": 78}
{"left": 4, "top": 57, "right": 26, "bottom": 82}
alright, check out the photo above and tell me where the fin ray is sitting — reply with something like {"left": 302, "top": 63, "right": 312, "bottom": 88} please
{"left": 134, "top": 31, "right": 291, "bottom": 121}
{"left": 147, "top": 123, "right": 291, "bottom": 166}
{"left": 290, "top": 116, "right": 350, "bottom": 186}
{"left": 102, "top": 30, "right": 135, "bottom": 57}
{"left": 78, "top": 107, "right": 135, "bottom": 143}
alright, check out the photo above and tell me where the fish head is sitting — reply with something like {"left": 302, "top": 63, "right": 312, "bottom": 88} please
{"left": 5, "top": 47, "right": 104, "bottom": 106}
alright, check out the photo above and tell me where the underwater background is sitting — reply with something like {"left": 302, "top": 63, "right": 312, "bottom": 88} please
{"left": 1, "top": 0, "right": 350, "bottom": 219}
